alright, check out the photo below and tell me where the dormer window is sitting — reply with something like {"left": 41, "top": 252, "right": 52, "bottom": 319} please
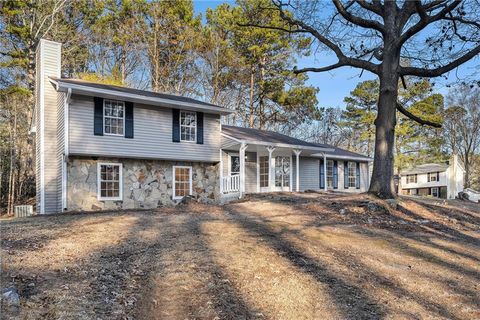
{"left": 104, "top": 100, "right": 125, "bottom": 136}
{"left": 180, "top": 111, "right": 196, "bottom": 142}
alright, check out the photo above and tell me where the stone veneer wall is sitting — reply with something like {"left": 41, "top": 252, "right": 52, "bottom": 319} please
{"left": 67, "top": 157, "right": 220, "bottom": 211}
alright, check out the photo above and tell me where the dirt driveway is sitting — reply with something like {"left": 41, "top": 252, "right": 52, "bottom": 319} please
{"left": 1, "top": 193, "right": 479, "bottom": 319}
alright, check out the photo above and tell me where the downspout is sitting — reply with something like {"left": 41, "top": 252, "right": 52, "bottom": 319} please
{"left": 62, "top": 88, "right": 71, "bottom": 210}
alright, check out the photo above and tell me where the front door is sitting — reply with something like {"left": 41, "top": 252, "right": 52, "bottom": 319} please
{"left": 274, "top": 156, "right": 290, "bottom": 191}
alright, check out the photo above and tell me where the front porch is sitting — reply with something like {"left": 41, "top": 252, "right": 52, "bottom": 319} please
{"left": 219, "top": 143, "right": 333, "bottom": 197}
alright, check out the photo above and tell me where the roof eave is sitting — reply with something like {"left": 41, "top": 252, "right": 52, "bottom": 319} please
{"left": 51, "top": 79, "right": 234, "bottom": 115}
{"left": 221, "top": 133, "right": 335, "bottom": 152}
{"left": 311, "top": 153, "right": 373, "bottom": 162}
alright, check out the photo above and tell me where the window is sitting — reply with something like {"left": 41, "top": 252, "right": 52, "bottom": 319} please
{"left": 230, "top": 155, "right": 240, "bottom": 175}
{"left": 326, "top": 160, "right": 334, "bottom": 188}
{"left": 259, "top": 156, "right": 269, "bottom": 188}
{"left": 428, "top": 172, "right": 438, "bottom": 182}
{"left": 348, "top": 162, "right": 356, "bottom": 188}
{"left": 104, "top": 100, "right": 124, "bottom": 135}
{"left": 275, "top": 156, "right": 290, "bottom": 187}
{"left": 407, "top": 174, "right": 417, "bottom": 184}
{"left": 180, "top": 111, "right": 196, "bottom": 142}
{"left": 98, "top": 163, "right": 122, "bottom": 200}
{"left": 431, "top": 187, "right": 439, "bottom": 197}
{"left": 173, "top": 166, "right": 192, "bottom": 199}
{"left": 409, "top": 189, "right": 417, "bottom": 195}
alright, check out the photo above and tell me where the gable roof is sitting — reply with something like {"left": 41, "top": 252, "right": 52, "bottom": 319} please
{"left": 49, "top": 77, "right": 233, "bottom": 115}
{"left": 221, "top": 125, "right": 372, "bottom": 161}
{"left": 400, "top": 163, "right": 450, "bottom": 175}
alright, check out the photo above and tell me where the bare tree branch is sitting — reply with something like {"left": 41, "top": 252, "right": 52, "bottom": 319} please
{"left": 396, "top": 0, "right": 462, "bottom": 47}
{"left": 236, "top": 23, "right": 308, "bottom": 34}
{"left": 396, "top": 102, "right": 442, "bottom": 128}
{"left": 267, "top": 1, "right": 379, "bottom": 74}
{"left": 293, "top": 62, "right": 345, "bottom": 74}
{"left": 356, "top": 0, "right": 383, "bottom": 16}
{"left": 400, "top": 44, "right": 480, "bottom": 77}
{"left": 332, "top": 0, "right": 385, "bottom": 33}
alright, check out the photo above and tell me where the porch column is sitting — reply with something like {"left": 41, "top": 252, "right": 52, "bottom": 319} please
{"left": 293, "top": 149, "right": 302, "bottom": 192}
{"left": 219, "top": 149, "right": 224, "bottom": 194}
{"left": 239, "top": 143, "right": 248, "bottom": 198}
{"left": 267, "top": 146, "right": 276, "bottom": 192}
{"left": 323, "top": 153, "right": 327, "bottom": 191}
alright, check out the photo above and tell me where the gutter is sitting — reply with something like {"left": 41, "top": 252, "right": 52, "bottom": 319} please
{"left": 220, "top": 132, "right": 335, "bottom": 153}
{"left": 49, "top": 79, "right": 234, "bottom": 115}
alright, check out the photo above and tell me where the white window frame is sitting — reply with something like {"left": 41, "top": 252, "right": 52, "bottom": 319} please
{"left": 258, "top": 155, "right": 269, "bottom": 189}
{"left": 103, "top": 99, "right": 125, "bottom": 136}
{"left": 97, "top": 162, "right": 123, "bottom": 201}
{"left": 179, "top": 110, "right": 197, "bottom": 142}
{"left": 172, "top": 165, "right": 193, "bottom": 200}
{"left": 348, "top": 161, "right": 356, "bottom": 188}
{"left": 326, "top": 160, "right": 334, "bottom": 188}
{"left": 407, "top": 174, "right": 417, "bottom": 184}
{"left": 428, "top": 172, "right": 438, "bottom": 182}
{"left": 228, "top": 153, "right": 240, "bottom": 176}
{"left": 431, "top": 187, "right": 439, "bottom": 197}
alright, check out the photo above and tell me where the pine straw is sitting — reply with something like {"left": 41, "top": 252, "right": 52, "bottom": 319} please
{"left": 1, "top": 193, "right": 479, "bottom": 319}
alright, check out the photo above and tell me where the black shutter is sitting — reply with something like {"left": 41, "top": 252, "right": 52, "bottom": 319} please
{"left": 94, "top": 97, "right": 104, "bottom": 136}
{"left": 427, "top": 173, "right": 431, "bottom": 182}
{"left": 333, "top": 160, "right": 338, "bottom": 189}
{"left": 356, "top": 162, "right": 361, "bottom": 189}
{"left": 196, "top": 112, "right": 204, "bottom": 144}
{"left": 437, "top": 171, "right": 439, "bottom": 181}
{"left": 172, "top": 109, "right": 180, "bottom": 142}
{"left": 125, "top": 101, "right": 134, "bottom": 138}
{"left": 344, "top": 162, "right": 349, "bottom": 189}
{"left": 319, "top": 159, "right": 325, "bottom": 189}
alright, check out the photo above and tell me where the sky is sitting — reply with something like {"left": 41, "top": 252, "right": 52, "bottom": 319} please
{"left": 193, "top": 0, "right": 479, "bottom": 110}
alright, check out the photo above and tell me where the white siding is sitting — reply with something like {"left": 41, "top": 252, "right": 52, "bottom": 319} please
{"left": 245, "top": 152, "right": 257, "bottom": 193}
{"left": 400, "top": 171, "right": 447, "bottom": 189}
{"left": 298, "top": 157, "right": 320, "bottom": 191}
{"left": 36, "top": 40, "right": 61, "bottom": 214}
{"left": 69, "top": 95, "right": 221, "bottom": 162}
{"left": 293, "top": 158, "right": 369, "bottom": 192}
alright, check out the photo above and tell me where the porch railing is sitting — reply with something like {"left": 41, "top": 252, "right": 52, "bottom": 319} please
{"left": 222, "top": 174, "right": 240, "bottom": 194}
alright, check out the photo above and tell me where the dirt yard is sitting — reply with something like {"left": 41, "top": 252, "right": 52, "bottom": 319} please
{"left": 1, "top": 193, "right": 479, "bottom": 319}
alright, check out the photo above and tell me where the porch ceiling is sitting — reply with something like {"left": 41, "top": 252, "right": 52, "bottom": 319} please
{"left": 221, "top": 141, "right": 329, "bottom": 157}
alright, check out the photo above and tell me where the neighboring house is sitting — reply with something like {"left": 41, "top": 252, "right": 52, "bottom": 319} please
{"left": 33, "top": 39, "right": 372, "bottom": 214}
{"left": 398, "top": 155, "right": 465, "bottom": 199}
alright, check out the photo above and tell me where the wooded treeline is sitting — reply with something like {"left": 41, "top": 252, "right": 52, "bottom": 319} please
{"left": 0, "top": 0, "right": 479, "bottom": 212}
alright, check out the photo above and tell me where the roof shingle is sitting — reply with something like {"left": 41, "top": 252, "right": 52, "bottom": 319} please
{"left": 222, "top": 125, "right": 372, "bottom": 161}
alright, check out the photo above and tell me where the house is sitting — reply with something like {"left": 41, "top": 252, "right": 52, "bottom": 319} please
{"left": 34, "top": 39, "right": 372, "bottom": 214}
{"left": 398, "top": 155, "right": 465, "bottom": 199}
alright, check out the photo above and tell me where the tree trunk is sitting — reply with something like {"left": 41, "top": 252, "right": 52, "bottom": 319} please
{"left": 369, "top": 52, "right": 399, "bottom": 198}
{"left": 249, "top": 67, "right": 255, "bottom": 127}
{"left": 464, "top": 152, "right": 470, "bottom": 188}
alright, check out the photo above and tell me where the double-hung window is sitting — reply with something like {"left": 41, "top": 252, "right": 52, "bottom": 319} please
{"left": 407, "top": 174, "right": 417, "bottom": 184}
{"left": 431, "top": 187, "right": 439, "bottom": 197}
{"left": 98, "top": 163, "right": 122, "bottom": 200}
{"left": 326, "top": 160, "right": 334, "bottom": 188}
{"left": 104, "top": 100, "right": 124, "bottom": 135}
{"left": 348, "top": 162, "right": 356, "bottom": 188}
{"left": 180, "top": 111, "right": 196, "bottom": 142}
{"left": 259, "top": 156, "right": 269, "bottom": 188}
{"left": 428, "top": 172, "right": 438, "bottom": 182}
{"left": 173, "top": 166, "right": 192, "bottom": 199}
